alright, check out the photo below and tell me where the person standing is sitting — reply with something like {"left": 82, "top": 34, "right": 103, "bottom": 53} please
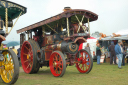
{"left": 109, "top": 41, "right": 116, "bottom": 65}
{"left": 122, "top": 45, "right": 126, "bottom": 66}
{"left": 17, "top": 48, "right": 21, "bottom": 66}
{"left": 85, "top": 43, "right": 91, "bottom": 53}
{"left": 115, "top": 40, "right": 123, "bottom": 69}
{"left": 96, "top": 43, "right": 103, "bottom": 65}
{"left": 12, "top": 46, "right": 18, "bottom": 55}
{"left": 85, "top": 43, "right": 91, "bottom": 65}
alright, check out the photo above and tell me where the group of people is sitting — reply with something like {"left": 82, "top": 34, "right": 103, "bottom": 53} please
{"left": 96, "top": 40, "right": 126, "bottom": 69}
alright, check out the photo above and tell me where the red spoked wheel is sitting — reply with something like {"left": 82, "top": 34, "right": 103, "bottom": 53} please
{"left": 76, "top": 49, "right": 93, "bottom": 73}
{"left": 21, "top": 40, "right": 36, "bottom": 74}
{"left": 49, "top": 51, "right": 66, "bottom": 77}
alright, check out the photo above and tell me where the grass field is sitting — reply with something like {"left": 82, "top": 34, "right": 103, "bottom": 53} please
{"left": 0, "top": 62, "right": 128, "bottom": 85}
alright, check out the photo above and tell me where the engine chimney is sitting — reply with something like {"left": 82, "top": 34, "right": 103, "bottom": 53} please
{"left": 63, "top": 7, "right": 71, "bottom": 11}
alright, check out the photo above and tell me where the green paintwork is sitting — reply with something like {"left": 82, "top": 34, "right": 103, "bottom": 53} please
{"left": 0, "top": 0, "right": 27, "bottom": 20}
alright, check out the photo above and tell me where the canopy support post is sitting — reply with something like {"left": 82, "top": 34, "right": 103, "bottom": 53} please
{"left": 46, "top": 24, "right": 58, "bottom": 34}
{"left": 5, "top": 8, "right": 8, "bottom": 34}
{"left": 8, "top": 12, "right": 22, "bottom": 34}
{"left": 42, "top": 26, "right": 45, "bottom": 37}
{"left": 88, "top": 18, "right": 90, "bottom": 34}
{"left": 27, "top": 31, "right": 29, "bottom": 40}
{"left": 66, "top": 17, "right": 70, "bottom": 37}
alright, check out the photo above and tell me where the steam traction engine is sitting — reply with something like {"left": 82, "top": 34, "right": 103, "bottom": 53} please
{"left": 17, "top": 7, "right": 98, "bottom": 77}
{"left": 0, "top": 0, "right": 27, "bottom": 84}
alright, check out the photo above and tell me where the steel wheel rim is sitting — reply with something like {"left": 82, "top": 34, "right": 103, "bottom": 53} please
{"left": 49, "top": 52, "right": 63, "bottom": 77}
{"left": 21, "top": 41, "right": 33, "bottom": 73}
{"left": 76, "top": 50, "right": 91, "bottom": 73}
{"left": 1, "top": 51, "right": 14, "bottom": 83}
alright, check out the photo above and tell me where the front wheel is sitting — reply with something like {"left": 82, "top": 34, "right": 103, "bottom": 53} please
{"left": 0, "top": 49, "right": 19, "bottom": 84}
{"left": 75, "top": 49, "right": 93, "bottom": 73}
{"left": 49, "top": 51, "right": 66, "bottom": 77}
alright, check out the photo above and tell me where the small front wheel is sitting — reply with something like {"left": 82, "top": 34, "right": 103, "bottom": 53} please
{"left": 49, "top": 51, "right": 66, "bottom": 77}
{"left": 0, "top": 49, "right": 19, "bottom": 84}
{"left": 76, "top": 49, "right": 93, "bottom": 73}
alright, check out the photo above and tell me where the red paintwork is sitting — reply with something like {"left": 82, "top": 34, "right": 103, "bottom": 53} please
{"left": 74, "top": 37, "right": 87, "bottom": 45}
{"left": 76, "top": 50, "right": 91, "bottom": 73}
{"left": 21, "top": 41, "right": 33, "bottom": 73}
{"left": 87, "top": 37, "right": 96, "bottom": 39}
{"left": 33, "top": 36, "right": 39, "bottom": 41}
{"left": 49, "top": 52, "right": 63, "bottom": 77}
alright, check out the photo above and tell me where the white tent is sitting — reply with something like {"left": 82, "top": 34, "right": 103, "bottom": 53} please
{"left": 115, "top": 29, "right": 128, "bottom": 35}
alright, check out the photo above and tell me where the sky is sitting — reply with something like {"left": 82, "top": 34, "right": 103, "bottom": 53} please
{"left": 5, "top": 0, "right": 128, "bottom": 41}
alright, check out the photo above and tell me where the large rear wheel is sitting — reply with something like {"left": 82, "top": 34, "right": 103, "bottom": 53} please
{"left": 1, "top": 49, "right": 19, "bottom": 84}
{"left": 76, "top": 49, "right": 93, "bottom": 73}
{"left": 21, "top": 40, "right": 40, "bottom": 74}
{"left": 49, "top": 51, "right": 66, "bottom": 77}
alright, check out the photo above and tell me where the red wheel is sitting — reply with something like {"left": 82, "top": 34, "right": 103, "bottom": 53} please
{"left": 21, "top": 40, "right": 36, "bottom": 74}
{"left": 76, "top": 49, "right": 93, "bottom": 73}
{"left": 49, "top": 51, "right": 66, "bottom": 77}
{"left": 29, "top": 40, "right": 40, "bottom": 73}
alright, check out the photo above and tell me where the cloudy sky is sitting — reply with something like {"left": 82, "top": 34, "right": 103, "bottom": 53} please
{"left": 5, "top": 0, "right": 128, "bottom": 41}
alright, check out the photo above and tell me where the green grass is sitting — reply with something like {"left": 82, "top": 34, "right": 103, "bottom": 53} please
{"left": 0, "top": 62, "right": 128, "bottom": 85}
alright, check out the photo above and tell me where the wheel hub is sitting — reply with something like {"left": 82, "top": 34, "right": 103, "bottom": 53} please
{"left": 54, "top": 61, "right": 61, "bottom": 67}
{"left": 5, "top": 63, "right": 13, "bottom": 70}
{"left": 80, "top": 58, "right": 87, "bottom": 64}
{"left": 27, "top": 54, "right": 30, "bottom": 59}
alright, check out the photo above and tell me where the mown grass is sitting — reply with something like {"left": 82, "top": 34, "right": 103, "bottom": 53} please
{"left": 0, "top": 62, "right": 128, "bottom": 85}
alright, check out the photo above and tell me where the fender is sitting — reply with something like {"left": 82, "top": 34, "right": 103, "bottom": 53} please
{"left": 74, "top": 37, "right": 87, "bottom": 45}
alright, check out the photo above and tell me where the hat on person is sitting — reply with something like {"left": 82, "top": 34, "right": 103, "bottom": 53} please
{"left": 118, "top": 40, "right": 122, "bottom": 43}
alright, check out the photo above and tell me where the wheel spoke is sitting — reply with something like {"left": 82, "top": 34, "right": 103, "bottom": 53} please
{"left": 80, "top": 64, "right": 83, "bottom": 69}
{"left": 58, "top": 66, "right": 62, "bottom": 70}
{"left": 26, "top": 64, "right": 30, "bottom": 70}
{"left": 78, "top": 63, "right": 81, "bottom": 66}
{"left": 11, "top": 69, "right": 14, "bottom": 74}
{"left": 24, "top": 46, "right": 29, "bottom": 51}
{"left": 24, "top": 59, "right": 29, "bottom": 63}
{"left": 55, "top": 54, "right": 58, "bottom": 61}
{"left": 83, "top": 64, "right": 84, "bottom": 71}
{"left": 8, "top": 70, "right": 12, "bottom": 80}
{"left": 23, "top": 53, "right": 28, "bottom": 55}
{"left": 55, "top": 67, "right": 58, "bottom": 73}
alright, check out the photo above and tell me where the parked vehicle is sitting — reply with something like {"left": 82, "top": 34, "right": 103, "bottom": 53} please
{"left": 0, "top": 0, "right": 27, "bottom": 84}
{"left": 17, "top": 7, "right": 98, "bottom": 77}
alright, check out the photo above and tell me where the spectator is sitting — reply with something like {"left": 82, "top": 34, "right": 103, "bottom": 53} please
{"left": 122, "top": 45, "right": 126, "bottom": 66}
{"left": 115, "top": 40, "right": 123, "bottom": 69}
{"left": 12, "top": 46, "right": 18, "bottom": 55}
{"left": 85, "top": 43, "right": 91, "bottom": 53}
{"left": 109, "top": 41, "right": 116, "bottom": 65}
{"left": 85, "top": 43, "right": 90, "bottom": 65}
{"left": 96, "top": 43, "right": 103, "bottom": 65}
{"left": 17, "top": 48, "right": 21, "bottom": 66}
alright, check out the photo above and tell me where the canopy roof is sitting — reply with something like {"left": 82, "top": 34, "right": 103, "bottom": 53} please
{"left": 17, "top": 9, "right": 98, "bottom": 34}
{"left": 0, "top": 0, "right": 27, "bottom": 20}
